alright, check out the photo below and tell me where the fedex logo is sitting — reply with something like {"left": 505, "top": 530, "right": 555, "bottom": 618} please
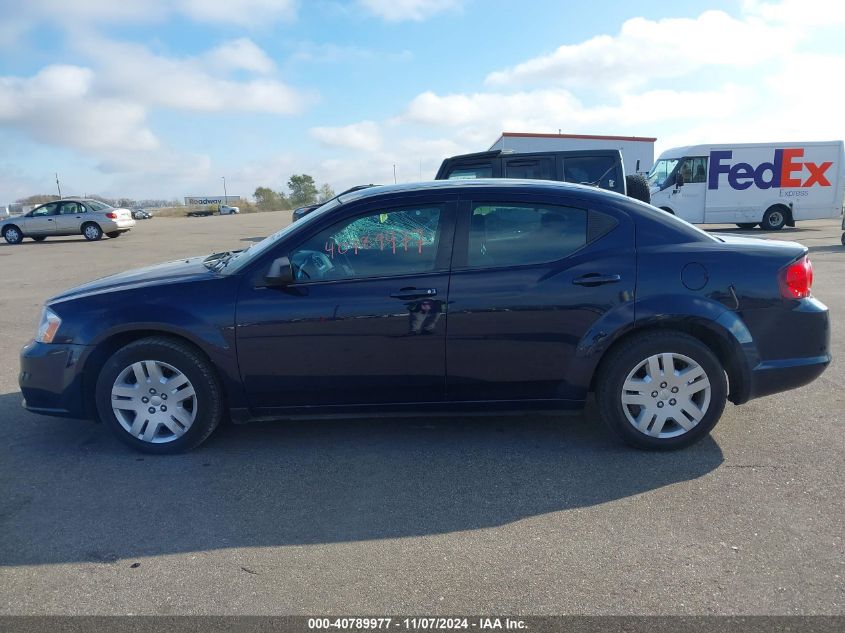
{"left": 708, "top": 149, "right": 833, "bottom": 190}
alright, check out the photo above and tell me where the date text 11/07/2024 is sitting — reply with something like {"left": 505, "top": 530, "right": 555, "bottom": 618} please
{"left": 307, "top": 617, "right": 528, "bottom": 630}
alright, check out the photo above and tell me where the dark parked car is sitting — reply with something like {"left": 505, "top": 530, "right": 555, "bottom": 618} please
{"left": 435, "top": 149, "right": 651, "bottom": 203}
{"left": 132, "top": 209, "right": 152, "bottom": 220}
{"left": 20, "top": 180, "right": 829, "bottom": 454}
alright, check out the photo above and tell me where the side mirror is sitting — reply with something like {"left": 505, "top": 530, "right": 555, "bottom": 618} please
{"left": 675, "top": 172, "right": 685, "bottom": 187}
{"left": 264, "top": 256, "right": 294, "bottom": 287}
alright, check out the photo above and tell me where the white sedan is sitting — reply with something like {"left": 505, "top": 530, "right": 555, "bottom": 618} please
{"left": 1, "top": 199, "right": 136, "bottom": 244}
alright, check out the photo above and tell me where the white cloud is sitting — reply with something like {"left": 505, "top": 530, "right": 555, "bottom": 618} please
{"left": 485, "top": 10, "right": 787, "bottom": 89}
{"left": 311, "top": 121, "right": 383, "bottom": 152}
{"left": 10, "top": 0, "right": 298, "bottom": 29}
{"left": 358, "top": 0, "right": 462, "bottom": 22}
{"left": 77, "top": 38, "right": 310, "bottom": 115}
{"left": 177, "top": 0, "right": 298, "bottom": 26}
{"left": 204, "top": 38, "right": 276, "bottom": 74}
{"left": 0, "top": 65, "right": 158, "bottom": 152}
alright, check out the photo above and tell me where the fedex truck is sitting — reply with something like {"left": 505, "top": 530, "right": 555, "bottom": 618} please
{"left": 648, "top": 141, "right": 845, "bottom": 229}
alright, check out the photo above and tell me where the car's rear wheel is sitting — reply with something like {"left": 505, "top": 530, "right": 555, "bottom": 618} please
{"left": 3, "top": 225, "right": 23, "bottom": 244}
{"left": 95, "top": 336, "right": 224, "bottom": 454}
{"left": 31, "top": 235, "right": 47, "bottom": 242}
{"left": 82, "top": 222, "right": 103, "bottom": 241}
{"left": 761, "top": 206, "right": 787, "bottom": 231}
{"left": 106, "top": 231, "right": 121, "bottom": 238}
{"left": 736, "top": 223, "right": 757, "bottom": 229}
{"left": 596, "top": 332, "right": 727, "bottom": 450}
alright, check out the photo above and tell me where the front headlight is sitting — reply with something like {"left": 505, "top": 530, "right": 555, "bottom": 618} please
{"left": 36, "top": 306, "right": 61, "bottom": 343}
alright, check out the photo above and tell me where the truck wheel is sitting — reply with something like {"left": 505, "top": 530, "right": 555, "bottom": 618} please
{"left": 761, "top": 206, "right": 787, "bottom": 231}
{"left": 736, "top": 223, "right": 758, "bottom": 229}
{"left": 625, "top": 174, "right": 651, "bottom": 204}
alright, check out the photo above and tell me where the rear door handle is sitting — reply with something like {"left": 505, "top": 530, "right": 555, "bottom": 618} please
{"left": 390, "top": 287, "right": 437, "bottom": 300}
{"left": 573, "top": 274, "right": 621, "bottom": 287}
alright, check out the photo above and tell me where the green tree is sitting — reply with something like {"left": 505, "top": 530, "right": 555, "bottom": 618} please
{"left": 318, "top": 183, "right": 335, "bottom": 202}
{"left": 287, "top": 174, "right": 318, "bottom": 207}
{"left": 254, "top": 186, "right": 277, "bottom": 210}
{"left": 254, "top": 186, "right": 290, "bottom": 211}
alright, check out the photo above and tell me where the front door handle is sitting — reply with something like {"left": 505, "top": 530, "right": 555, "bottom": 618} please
{"left": 573, "top": 273, "right": 621, "bottom": 287}
{"left": 390, "top": 287, "right": 437, "bottom": 300}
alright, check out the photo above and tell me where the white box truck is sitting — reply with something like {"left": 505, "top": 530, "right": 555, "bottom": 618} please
{"left": 648, "top": 141, "right": 845, "bottom": 229}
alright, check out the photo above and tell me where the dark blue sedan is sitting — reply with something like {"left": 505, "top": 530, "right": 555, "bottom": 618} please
{"left": 19, "top": 180, "right": 830, "bottom": 453}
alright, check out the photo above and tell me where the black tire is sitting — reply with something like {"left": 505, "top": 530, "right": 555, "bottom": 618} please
{"left": 31, "top": 235, "right": 47, "bottom": 242}
{"left": 659, "top": 207, "right": 674, "bottom": 215}
{"left": 106, "top": 231, "right": 121, "bottom": 238}
{"left": 595, "top": 331, "right": 727, "bottom": 450}
{"left": 82, "top": 222, "right": 103, "bottom": 241}
{"left": 3, "top": 225, "right": 23, "bottom": 244}
{"left": 625, "top": 174, "right": 651, "bottom": 204}
{"left": 95, "top": 336, "right": 224, "bottom": 454}
{"left": 736, "top": 223, "right": 758, "bottom": 229}
{"left": 761, "top": 206, "right": 787, "bottom": 231}
{"left": 841, "top": 232, "right": 845, "bottom": 246}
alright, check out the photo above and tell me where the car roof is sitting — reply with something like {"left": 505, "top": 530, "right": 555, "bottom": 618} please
{"left": 336, "top": 178, "right": 623, "bottom": 204}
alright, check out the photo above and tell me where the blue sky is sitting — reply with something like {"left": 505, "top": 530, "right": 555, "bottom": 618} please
{"left": 1, "top": 0, "right": 843, "bottom": 202}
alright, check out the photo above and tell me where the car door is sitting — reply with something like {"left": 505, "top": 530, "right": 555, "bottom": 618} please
{"left": 23, "top": 202, "right": 60, "bottom": 235}
{"left": 56, "top": 201, "right": 87, "bottom": 234}
{"left": 235, "top": 195, "right": 456, "bottom": 415}
{"left": 676, "top": 156, "right": 708, "bottom": 223}
{"left": 446, "top": 192, "right": 636, "bottom": 405}
{"left": 503, "top": 156, "right": 554, "bottom": 180}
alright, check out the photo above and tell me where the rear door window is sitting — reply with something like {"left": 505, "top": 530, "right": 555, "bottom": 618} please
{"left": 465, "top": 202, "right": 588, "bottom": 269}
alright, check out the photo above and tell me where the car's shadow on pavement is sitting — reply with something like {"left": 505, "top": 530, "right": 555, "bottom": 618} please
{"left": 0, "top": 391, "right": 723, "bottom": 566}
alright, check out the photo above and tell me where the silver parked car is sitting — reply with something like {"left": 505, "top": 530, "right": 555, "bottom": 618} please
{"left": 1, "top": 199, "right": 136, "bottom": 244}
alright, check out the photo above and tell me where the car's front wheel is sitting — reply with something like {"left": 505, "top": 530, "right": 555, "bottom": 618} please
{"left": 596, "top": 332, "right": 727, "bottom": 450}
{"left": 3, "top": 225, "right": 23, "bottom": 244}
{"left": 95, "top": 336, "right": 224, "bottom": 453}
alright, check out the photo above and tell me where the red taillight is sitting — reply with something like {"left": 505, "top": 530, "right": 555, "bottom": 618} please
{"left": 779, "top": 256, "right": 813, "bottom": 299}
{"left": 105, "top": 212, "right": 117, "bottom": 219}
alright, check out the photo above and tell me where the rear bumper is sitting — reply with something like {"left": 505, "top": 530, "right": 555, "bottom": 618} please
{"left": 747, "top": 354, "right": 831, "bottom": 400}
{"left": 19, "top": 341, "right": 92, "bottom": 419}
{"left": 739, "top": 297, "right": 831, "bottom": 403}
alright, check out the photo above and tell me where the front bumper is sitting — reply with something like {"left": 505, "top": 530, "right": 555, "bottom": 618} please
{"left": 19, "top": 341, "right": 92, "bottom": 419}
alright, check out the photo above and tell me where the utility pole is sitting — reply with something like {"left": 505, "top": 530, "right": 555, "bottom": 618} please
{"left": 393, "top": 164, "right": 397, "bottom": 184}
{"left": 55, "top": 173, "right": 62, "bottom": 199}
{"left": 221, "top": 176, "right": 227, "bottom": 211}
